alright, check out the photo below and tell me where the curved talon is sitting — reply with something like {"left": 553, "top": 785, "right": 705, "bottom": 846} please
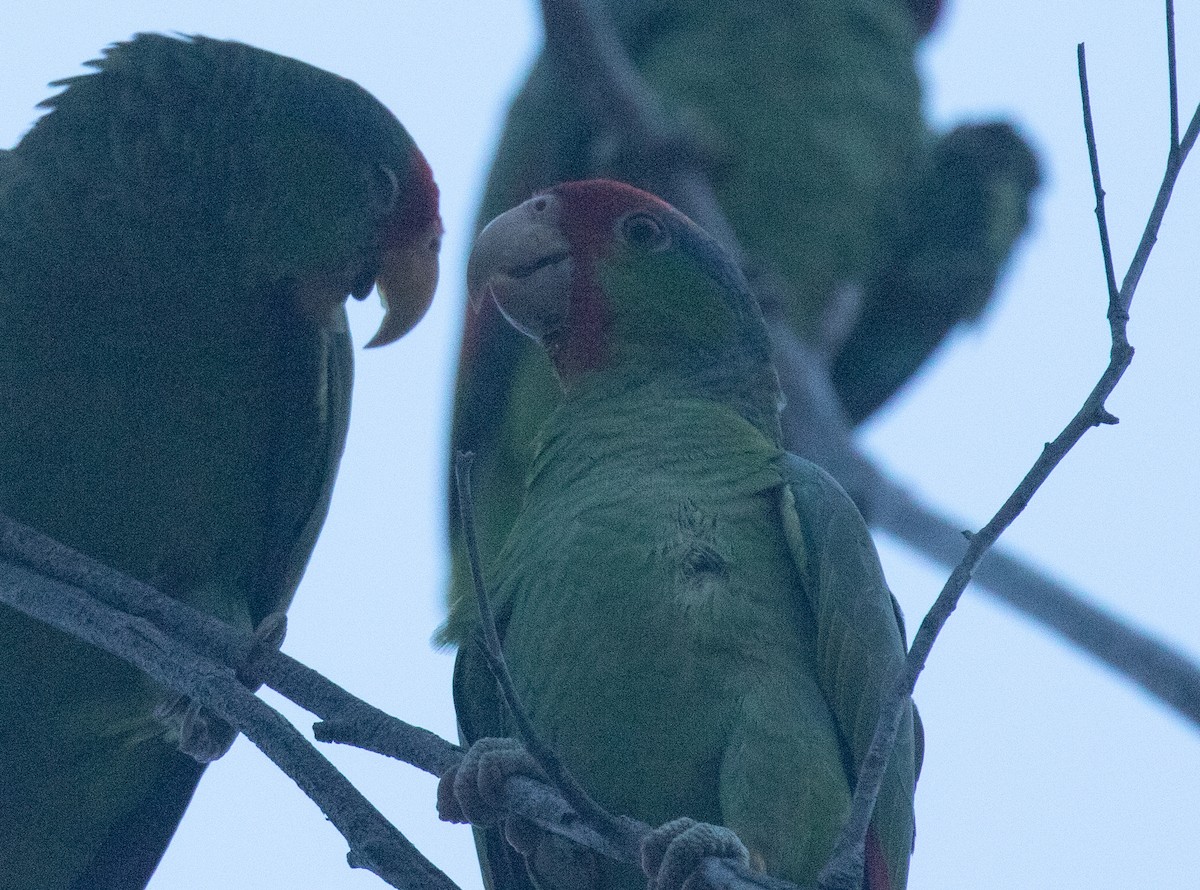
{"left": 253, "top": 610, "right": 288, "bottom": 651}
{"left": 642, "top": 818, "right": 750, "bottom": 890}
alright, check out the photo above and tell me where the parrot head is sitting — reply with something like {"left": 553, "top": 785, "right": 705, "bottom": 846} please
{"left": 467, "top": 179, "right": 779, "bottom": 427}
{"left": 29, "top": 33, "right": 442, "bottom": 347}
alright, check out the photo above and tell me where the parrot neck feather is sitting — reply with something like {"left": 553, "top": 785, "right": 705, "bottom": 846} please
{"left": 534, "top": 383, "right": 785, "bottom": 488}
{"left": 558, "top": 354, "right": 784, "bottom": 449}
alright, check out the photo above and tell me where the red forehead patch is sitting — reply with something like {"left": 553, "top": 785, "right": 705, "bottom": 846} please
{"left": 384, "top": 147, "right": 442, "bottom": 247}
{"left": 548, "top": 179, "right": 671, "bottom": 260}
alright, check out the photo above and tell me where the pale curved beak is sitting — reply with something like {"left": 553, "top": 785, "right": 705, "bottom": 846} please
{"left": 365, "top": 217, "right": 443, "bottom": 349}
{"left": 466, "top": 194, "right": 572, "bottom": 341}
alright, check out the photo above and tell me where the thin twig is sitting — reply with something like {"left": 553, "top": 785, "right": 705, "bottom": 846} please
{"left": 766, "top": 320, "right": 1200, "bottom": 728}
{"left": 877, "top": 493, "right": 1200, "bottom": 724}
{"left": 1168, "top": 0, "right": 1179, "bottom": 151}
{"left": 1118, "top": 99, "right": 1200, "bottom": 313}
{"left": 0, "top": 510, "right": 460, "bottom": 779}
{"left": 452, "top": 451, "right": 640, "bottom": 850}
{"left": 1078, "top": 43, "right": 1121, "bottom": 308}
{"left": 820, "top": 21, "right": 1196, "bottom": 885}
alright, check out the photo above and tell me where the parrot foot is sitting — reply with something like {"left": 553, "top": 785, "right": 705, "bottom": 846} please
{"left": 154, "top": 694, "right": 236, "bottom": 763}
{"left": 440, "top": 738, "right": 603, "bottom": 888}
{"left": 154, "top": 612, "right": 288, "bottom": 762}
{"left": 641, "top": 818, "right": 751, "bottom": 890}
{"left": 437, "top": 736, "right": 545, "bottom": 846}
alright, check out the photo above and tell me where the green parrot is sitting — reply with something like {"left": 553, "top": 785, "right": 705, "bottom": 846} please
{"left": 0, "top": 34, "right": 441, "bottom": 889}
{"left": 447, "top": 0, "right": 1039, "bottom": 613}
{"left": 442, "top": 180, "right": 919, "bottom": 890}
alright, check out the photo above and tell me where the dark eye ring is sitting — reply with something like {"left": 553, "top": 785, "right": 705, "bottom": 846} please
{"left": 619, "top": 212, "right": 670, "bottom": 253}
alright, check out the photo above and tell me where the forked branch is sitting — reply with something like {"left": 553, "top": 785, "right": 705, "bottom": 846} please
{"left": 819, "top": 13, "right": 1199, "bottom": 886}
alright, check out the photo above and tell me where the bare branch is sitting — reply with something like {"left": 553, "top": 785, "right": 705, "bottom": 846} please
{"left": 1077, "top": 43, "right": 1121, "bottom": 309}
{"left": 878, "top": 492, "right": 1200, "bottom": 725}
{"left": 1119, "top": 97, "right": 1200, "bottom": 313}
{"left": 769, "top": 325, "right": 1200, "bottom": 729}
{"left": 821, "top": 23, "right": 1197, "bottom": 884}
{"left": 1168, "top": 0, "right": 1179, "bottom": 151}
{"left": 0, "top": 524, "right": 455, "bottom": 890}
{"left": 0, "top": 511, "right": 460, "bottom": 780}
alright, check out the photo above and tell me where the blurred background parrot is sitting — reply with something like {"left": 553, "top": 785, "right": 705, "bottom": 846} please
{"left": 444, "top": 180, "right": 919, "bottom": 890}
{"left": 0, "top": 33, "right": 441, "bottom": 889}
{"left": 446, "top": 0, "right": 1039, "bottom": 610}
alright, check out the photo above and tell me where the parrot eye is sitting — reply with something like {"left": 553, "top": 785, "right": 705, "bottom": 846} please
{"left": 369, "top": 164, "right": 401, "bottom": 217}
{"left": 619, "top": 212, "right": 670, "bottom": 253}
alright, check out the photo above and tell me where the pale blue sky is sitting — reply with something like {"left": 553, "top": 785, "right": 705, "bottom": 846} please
{"left": 4, "top": 2, "right": 1199, "bottom": 887}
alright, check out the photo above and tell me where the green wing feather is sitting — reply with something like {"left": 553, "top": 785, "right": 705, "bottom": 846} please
{"left": 777, "top": 453, "right": 918, "bottom": 890}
